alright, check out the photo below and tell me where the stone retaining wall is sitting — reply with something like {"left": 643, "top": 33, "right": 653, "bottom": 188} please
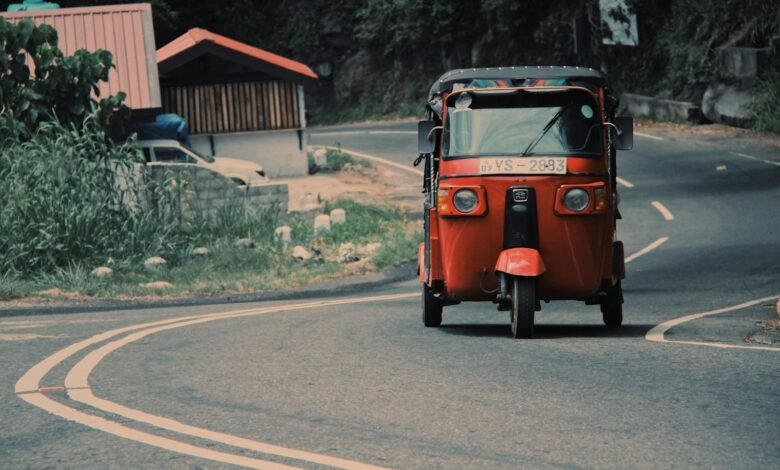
{"left": 148, "top": 166, "right": 289, "bottom": 217}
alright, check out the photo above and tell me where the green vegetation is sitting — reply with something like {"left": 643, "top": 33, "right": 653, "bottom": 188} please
{"left": 43, "top": 1, "right": 780, "bottom": 131}
{"left": 325, "top": 149, "right": 371, "bottom": 171}
{"left": 0, "top": 195, "right": 421, "bottom": 301}
{"left": 0, "top": 18, "right": 129, "bottom": 139}
{"left": 750, "top": 65, "right": 780, "bottom": 134}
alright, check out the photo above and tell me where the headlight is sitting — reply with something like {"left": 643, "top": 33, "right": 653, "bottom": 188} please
{"left": 453, "top": 189, "right": 478, "bottom": 213}
{"left": 564, "top": 188, "right": 589, "bottom": 212}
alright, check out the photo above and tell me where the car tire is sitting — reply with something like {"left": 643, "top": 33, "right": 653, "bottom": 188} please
{"left": 422, "top": 284, "right": 443, "bottom": 327}
{"left": 511, "top": 276, "right": 535, "bottom": 339}
{"left": 601, "top": 281, "right": 623, "bottom": 328}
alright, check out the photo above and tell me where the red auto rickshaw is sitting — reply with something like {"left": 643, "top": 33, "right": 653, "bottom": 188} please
{"left": 417, "top": 66, "right": 633, "bottom": 338}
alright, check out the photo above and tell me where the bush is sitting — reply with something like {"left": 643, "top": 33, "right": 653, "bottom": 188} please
{"left": 0, "top": 113, "right": 185, "bottom": 274}
{"left": 750, "top": 64, "right": 780, "bottom": 134}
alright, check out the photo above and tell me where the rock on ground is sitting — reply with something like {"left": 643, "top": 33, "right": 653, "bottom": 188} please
{"left": 314, "top": 214, "right": 331, "bottom": 233}
{"left": 143, "top": 257, "right": 167, "bottom": 270}
{"left": 192, "top": 247, "right": 209, "bottom": 256}
{"left": 293, "top": 245, "right": 312, "bottom": 261}
{"left": 338, "top": 242, "right": 360, "bottom": 263}
{"left": 235, "top": 238, "right": 256, "bottom": 249}
{"left": 330, "top": 208, "right": 346, "bottom": 224}
{"left": 91, "top": 266, "right": 113, "bottom": 277}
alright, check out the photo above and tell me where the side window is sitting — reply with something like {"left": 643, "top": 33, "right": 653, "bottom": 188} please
{"left": 141, "top": 148, "right": 152, "bottom": 162}
{"left": 155, "top": 147, "right": 196, "bottom": 164}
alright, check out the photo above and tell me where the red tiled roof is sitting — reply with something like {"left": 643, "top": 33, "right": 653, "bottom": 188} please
{"left": 1, "top": 3, "right": 161, "bottom": 110}
{"left": 157, "top": 28, "right": 318, "bottom": 80}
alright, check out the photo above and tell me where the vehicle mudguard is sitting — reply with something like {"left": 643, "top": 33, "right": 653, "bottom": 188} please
{"left": 495, "top": 248, "right": 546, "bottom": 277}
{"left": 417, "top": 242, "right": 426, "bottom": 283}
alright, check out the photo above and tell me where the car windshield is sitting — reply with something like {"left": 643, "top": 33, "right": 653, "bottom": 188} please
{"left": 186, "top": 145, "right": 215, "bottom": 163}
{"left": 443, "top": 90, "right": 602, "bottom": 158}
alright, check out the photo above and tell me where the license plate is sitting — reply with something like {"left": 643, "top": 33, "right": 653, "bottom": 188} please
{"left": 479, "top": 157, "right": 567, "bottom": 175}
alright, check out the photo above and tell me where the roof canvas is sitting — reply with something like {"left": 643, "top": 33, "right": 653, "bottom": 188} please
{"left": 429, "top": 66, "right": 605, "bottom": 98}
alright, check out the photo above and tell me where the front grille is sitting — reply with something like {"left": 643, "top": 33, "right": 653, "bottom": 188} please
{"left": 503, "top": 187, "right": 539, "bottom": 249}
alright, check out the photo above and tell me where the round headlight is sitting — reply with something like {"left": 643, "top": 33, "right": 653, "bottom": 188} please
{"left": 564, "top": 188, "right": 590, "bottom": 212}
{"left": 454, "top": 93, "right": 472, "bottom": 109}
{"left": 452, "top": 189, "right": 478, "bottom": 213}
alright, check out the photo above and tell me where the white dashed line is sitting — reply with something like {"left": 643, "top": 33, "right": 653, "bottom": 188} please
{"left": 625, "top": 237, "right": 669, "bottom": 264}
{"left": 651, "top": 201, "right": 674, "bottom": 221}
{"left": 616, "top": 177, "right": 635, "bottom": 188}
{"left": 730, "top": 151, "right": 780, "bottom": 167}
{"left": 635, "top": 131, "right": 664, "bottom": 141}
{"left": 646, "top": 294, "right": 780, "bottom": 352}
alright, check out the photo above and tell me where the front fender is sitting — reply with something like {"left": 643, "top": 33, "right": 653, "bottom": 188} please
{"left": 495, "top": 248, "right": 546, "bottom": 277}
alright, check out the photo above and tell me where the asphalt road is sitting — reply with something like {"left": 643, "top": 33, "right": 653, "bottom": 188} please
{"left": 2, "top": 122, "right": 779, "bottom": 469}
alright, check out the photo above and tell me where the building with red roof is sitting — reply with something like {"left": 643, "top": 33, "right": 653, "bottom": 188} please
{"left": 156, "top": 28, "right": 318, "bottom": 177}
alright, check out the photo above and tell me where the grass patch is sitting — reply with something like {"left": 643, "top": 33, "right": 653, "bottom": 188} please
{"left": 9, "top": 198, "right": 421, "bottom": 300}
{"left": 750, "top": 64, "right": 780, "bottom": 134}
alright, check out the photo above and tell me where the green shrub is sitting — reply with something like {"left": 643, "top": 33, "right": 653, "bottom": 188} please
{"left": 750, "top": 65, "right": 780, "bottom": 134}
{"left": 0, "top": 113, "right": 185, "bottom": 274}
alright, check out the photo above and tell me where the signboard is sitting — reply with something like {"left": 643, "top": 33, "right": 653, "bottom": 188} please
{"left": 600, "top": 0, "right": 638, "bottom": 46}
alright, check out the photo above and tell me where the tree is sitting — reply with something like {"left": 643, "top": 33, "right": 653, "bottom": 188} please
{"left": 0, "top": 18, "right": 129, "bottom": 140}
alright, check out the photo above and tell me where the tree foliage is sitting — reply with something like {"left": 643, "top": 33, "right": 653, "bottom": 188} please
{"left": 0, "top": 18, "right": 129, "bottom": 139}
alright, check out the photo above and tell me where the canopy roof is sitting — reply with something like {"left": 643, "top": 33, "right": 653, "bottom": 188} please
{"left": 429, "top": 66, "right": 604, "bottom": 99}
{"left": 157, "top": 28, "right": 317, "bottom": 85}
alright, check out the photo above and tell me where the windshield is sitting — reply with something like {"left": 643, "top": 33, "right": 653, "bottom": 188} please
{"left": 443, "top": 90, "right": 602, "bottom": 158}
{"left": 186, "top": 144, "right": 216, "bottom": 163}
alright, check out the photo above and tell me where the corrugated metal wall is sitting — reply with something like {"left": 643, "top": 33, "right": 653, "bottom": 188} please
{"left": 1, "top": 4, "right": 161, "bottom": 110}
{"left": 161, "top": 81, "right": 301, "bottom": 135}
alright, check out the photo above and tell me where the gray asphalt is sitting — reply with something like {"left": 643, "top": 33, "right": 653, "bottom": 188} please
{"left": 2, "top": 122, "right": 778, "bottom": 469}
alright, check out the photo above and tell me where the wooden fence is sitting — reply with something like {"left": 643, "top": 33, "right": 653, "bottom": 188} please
{"left": 161, "top": 80, "right": 301, "bottom": 135}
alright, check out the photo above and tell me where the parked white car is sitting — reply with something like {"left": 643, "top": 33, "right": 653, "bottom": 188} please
{"left": 138, "top": 140, "right": 268, "bottom": 186}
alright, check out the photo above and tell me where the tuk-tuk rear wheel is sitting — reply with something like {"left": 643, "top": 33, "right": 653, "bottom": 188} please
{"left": 422, "top": 284, "right": 443, "bottom": 327}
{"left": 601, "top": 281, "right": 623, "bottom": 328}
{"left": 511, "top": 277, "right": 535, "bottom": 339}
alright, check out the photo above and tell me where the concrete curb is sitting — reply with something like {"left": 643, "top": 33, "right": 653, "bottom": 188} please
{"left": 0, "top": 261, "right": 417, "bottom": 318}
{"left": 621, "top": 93, "right": 701, "bottom": 123}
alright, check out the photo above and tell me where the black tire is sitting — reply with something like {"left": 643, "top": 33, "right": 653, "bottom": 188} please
{"left": 511, "top": 277, "right": 535, "bottom": 338}
{"left": 422, "top": 284, "right": 443, "bottom": 327}
{"left": 601, "top": 281, "right": 623, "bottom": 328}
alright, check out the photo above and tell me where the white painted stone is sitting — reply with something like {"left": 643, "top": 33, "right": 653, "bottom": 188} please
{"left": 314, "top": 214, "right": 331, "bottom": 233}
{"left": 140, "top": 281, "right": 174, "bottom": 289}
{"left": 192, "top": 247, "right": 210, "bottom": 256}
{"left": 330, "top": 208, "right": 346, "bottom": 225}
{"left": 91, "top": 266, "right": 113, "bottom": 277}
{"left": 234, "top": 238, "right": 256, "bottom": 249}
{"left": 143, "top": 256, "right": 167, "bottom": 270}
{"left": 313, "top": 148, "right": 328, "bottom": 166}
{"left": 274, "top": 225, "right": 292, "bottom": 243}
{"left": 338, "top": 243, "right": 360, "bottom": 263}
{"left": 293, "top": 245, "right": 312, "bottom": 261}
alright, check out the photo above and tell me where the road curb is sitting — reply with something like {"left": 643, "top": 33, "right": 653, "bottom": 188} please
{"left": 0, "top": 261, "right": 417, "bottom": 318}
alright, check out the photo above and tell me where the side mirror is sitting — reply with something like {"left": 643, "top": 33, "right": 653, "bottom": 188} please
{"left": 418, "top": 120, "right": 436, "bottom": 154}
{"left": 613, "top": 116, "right": 633, "bottom": 151}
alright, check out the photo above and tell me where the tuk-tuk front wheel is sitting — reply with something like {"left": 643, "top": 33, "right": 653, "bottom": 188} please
{"left": 422, "top": 284, "right": 443, "bottom": 327}
{"left": 601, "top": 281, "right": 623, "bottom": 328}
{"left": 511, "top": 277, "right": 535, "bottom": 339}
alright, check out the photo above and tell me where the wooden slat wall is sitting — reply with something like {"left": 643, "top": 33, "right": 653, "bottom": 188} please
{"left": 161, "top": 80, "right": 301, "bottom": 135}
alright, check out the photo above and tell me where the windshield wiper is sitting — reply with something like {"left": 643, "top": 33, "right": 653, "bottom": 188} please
{"left": 522, "top": 106, "right": 567, "bottom": 156}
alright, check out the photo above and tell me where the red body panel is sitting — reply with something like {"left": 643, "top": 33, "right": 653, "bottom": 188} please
{"left": 430, "top": 173, "right": 614, "bottom": 301}
{"left": 423, "top": 85, "right": 619, "bottom": 303}
{"left": 495, "top": 248, "right": 546, "bottom": 276}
